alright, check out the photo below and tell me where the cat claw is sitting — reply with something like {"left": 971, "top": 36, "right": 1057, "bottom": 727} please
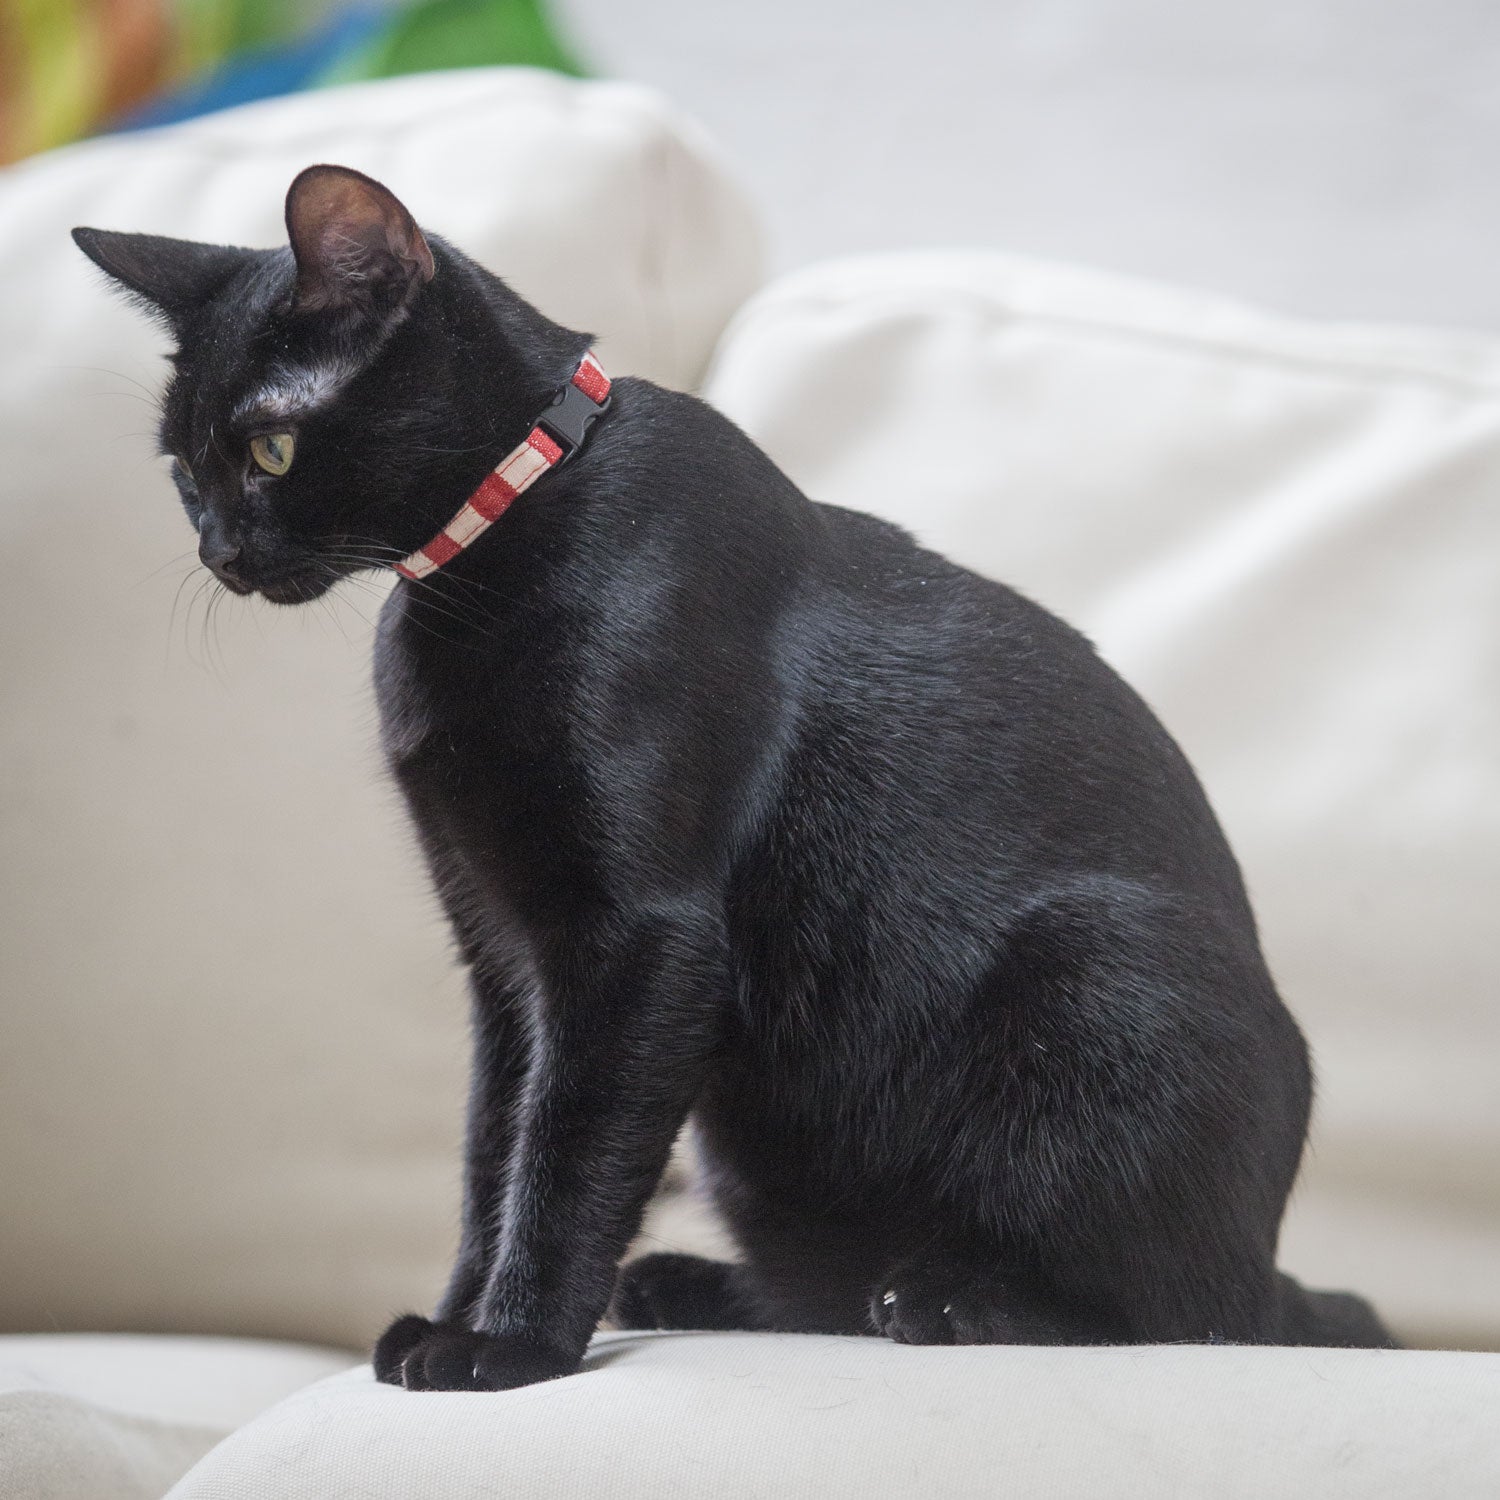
{"left": 871, "top": 1260, "right": 1028, "bottom": 1346}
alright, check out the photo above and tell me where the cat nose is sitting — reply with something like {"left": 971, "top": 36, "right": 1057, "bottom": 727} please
{"left": 198, "top": 516, "right": 244, "bottom": 581}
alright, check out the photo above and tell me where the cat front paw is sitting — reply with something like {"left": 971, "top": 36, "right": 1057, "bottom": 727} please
{"left": 373, "top": 1313, "right": 437, "bottom": 1384}
{"left": 373, "top": 1314, "right": 578, "bottom": 1391}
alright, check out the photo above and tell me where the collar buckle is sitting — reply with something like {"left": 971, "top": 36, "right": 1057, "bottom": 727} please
{"left": 536, "top": 378, "right": 611, "bottom": 465}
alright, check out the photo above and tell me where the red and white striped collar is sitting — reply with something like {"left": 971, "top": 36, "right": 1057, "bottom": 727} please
{"left": 395, "top": 350, "right": 611, "bottom": 581}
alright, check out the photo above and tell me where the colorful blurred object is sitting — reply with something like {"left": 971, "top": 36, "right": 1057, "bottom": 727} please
{"left": 0, "top": 0, "right": 585, "bottom": 165}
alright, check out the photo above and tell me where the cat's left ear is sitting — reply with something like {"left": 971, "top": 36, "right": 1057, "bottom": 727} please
{"left": 284, "top": 164, "right": 435, "bottom": 321}
{"left": 71, "top": 228, "right": 248, "bottom": 327}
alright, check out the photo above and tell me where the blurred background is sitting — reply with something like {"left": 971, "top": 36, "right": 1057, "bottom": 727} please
{"left": 6, "top": 0, "right": 1500, "bottom": 325}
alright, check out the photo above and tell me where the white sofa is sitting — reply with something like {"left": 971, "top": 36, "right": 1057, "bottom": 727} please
{"left": 1, "top": 69, "right": 1496, "bottom": 1499}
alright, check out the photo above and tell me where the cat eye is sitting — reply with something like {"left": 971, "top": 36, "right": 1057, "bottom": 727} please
{"left": 250, "top": 432, "right": 295, "bottom": 476}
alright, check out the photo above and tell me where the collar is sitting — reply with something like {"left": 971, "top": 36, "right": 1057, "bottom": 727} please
{"left": 394, "top": 350, "right": 611, "bottom": 580}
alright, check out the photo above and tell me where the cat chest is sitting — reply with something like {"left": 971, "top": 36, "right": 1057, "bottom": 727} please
{"left": 371, "top": 614, "right": 575, "bottom": 892}
{"left": 372, "top": 603, "right": 510, "bottom": 771}
{"left": 373, "top": 642, "right": 512, "bottom": 795}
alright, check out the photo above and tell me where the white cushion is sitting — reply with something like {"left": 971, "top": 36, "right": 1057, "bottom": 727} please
{"left": 5, "top": 66, "right": 760, "bottom": 391}
{"left": 165, "top": 1334, "right": 1500, "bottom": 1499}
{"left": 0, "top": 70, "right": 758, "bottom": 1349}
{"left": 703, "top": 253, "right": 1500, "bottom": 1350}
{"left": 0, "top": 1334, "right": 355, "bottom": 1500}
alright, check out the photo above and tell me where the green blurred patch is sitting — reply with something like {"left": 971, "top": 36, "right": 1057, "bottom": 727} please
{"left": 320, "top": 0, "right": 585, "bottom": 85}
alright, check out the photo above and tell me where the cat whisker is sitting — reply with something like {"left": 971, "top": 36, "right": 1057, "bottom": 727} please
{"left": 206, "top": 419, "right": 234, "bottom": 473}
{"left": 139, "top": 550, "right": 201, "bottom": 587}
{"left": 180, "top": 573, "right": 212, "bottom": 673}
{"left": 393, "top": 579, "right": 501, "bottom": 639}
{"left": 292, "top": 552, "right": 480, "bottom": 645}
{"left": 312, "top": 548, "right": 500, "bottom": 640}
{"left": 324, "top": 588, "right": 380, "bottom": 636}
{"left": 313, "top": 586, "right": 358, "bottom": 648}
{"left": 57, "top": 364, "right": 164, "bottom": 403}
{"left": 323, "top": 533, "right": 514, "bottom": 608}
{"left": 164, "top": 564, "right": 202, "bottom": 670}
{"left": 90, "top": 391, "right": 163, "bottom": 411}
{"left": 203, "top": 580, "right": 232, "bottom": 685}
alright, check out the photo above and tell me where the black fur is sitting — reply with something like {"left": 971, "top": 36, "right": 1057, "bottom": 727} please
{"left": 75, "top": 166, "right": 1395, "bottom": 1391}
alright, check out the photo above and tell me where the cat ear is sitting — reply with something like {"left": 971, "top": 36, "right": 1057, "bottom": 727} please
{"left": 284, "top": 164, "right": 435, "bottom": 320}
{"left": 71, "top": 228, "right": 248, "bottom": 326}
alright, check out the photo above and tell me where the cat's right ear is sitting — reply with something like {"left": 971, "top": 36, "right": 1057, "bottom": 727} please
{"left": 71, "top": 228, "right": 247, "bottom": 327}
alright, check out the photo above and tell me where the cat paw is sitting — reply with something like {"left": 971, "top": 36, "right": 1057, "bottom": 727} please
{"left": 611, "top": 1252, "right": 749, "bottom": 1331}
{"left": 372, "top": 1314, "right": 578, "bottom": 1391}
{"left": 870, "top": 1261, "right": 1031, "bottom": 1346}
{"left": 373, "top": 1313, "right": 436, "bottom": 1384}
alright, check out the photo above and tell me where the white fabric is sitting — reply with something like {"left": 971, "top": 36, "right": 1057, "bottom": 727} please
{"left": 0, "top": 70, "right": 758, "bottom": 1350}
{"left": 166, "top": 1333, "right": 1500, "bottom": 1499}
{"left": 0, "top": 1335, "right": 355, "bottom": 1500}
{"left": 702, "top": 253, "right": 1500, "bottom": 1350}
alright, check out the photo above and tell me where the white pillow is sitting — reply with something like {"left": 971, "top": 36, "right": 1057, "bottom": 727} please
{"left": 165, "top": 1334, "right": 1500, "bottom": 1499}
{"left": 704, "top": 253, "right": 1500, "bottom": 1350}
{"left": 0, "top": 1335, "right": 355, "bottom": 1500}
{"left": 0, "top": 70, "right": 758, "bottom": 1348}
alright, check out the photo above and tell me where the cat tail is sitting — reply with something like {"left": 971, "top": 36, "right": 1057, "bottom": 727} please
{"left": 1275, "top": 1271, "right": 1401, "bottom": 1348}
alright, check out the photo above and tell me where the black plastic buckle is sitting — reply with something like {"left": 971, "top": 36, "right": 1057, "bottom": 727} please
{"left": 537, "top": 378, "right": 611, "bottom": 464}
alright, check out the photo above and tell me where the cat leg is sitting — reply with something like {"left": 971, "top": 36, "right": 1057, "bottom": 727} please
{"left": 868, "top": 885, "right": 1314, "bottom": 1349}
{"left": 373, "top": 858, "right": 530, "bottom": 1385}
{"left": 373, "top": 966, "right": 529, "bottom": 1382}
{"left": 391, "top": 904, "right": 728, "bottom": 1392}
{"left": 611, "top": 1253, "right": 767, "bottom": 1331}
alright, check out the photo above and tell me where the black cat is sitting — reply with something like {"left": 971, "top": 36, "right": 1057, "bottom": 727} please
{"left": 75, "top": 164, "right": 1394, "bottom": 1390}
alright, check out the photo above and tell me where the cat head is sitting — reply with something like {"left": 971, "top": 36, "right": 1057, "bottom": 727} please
{"left": 74, "top": 165, "right": 585, "bottom": 603}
